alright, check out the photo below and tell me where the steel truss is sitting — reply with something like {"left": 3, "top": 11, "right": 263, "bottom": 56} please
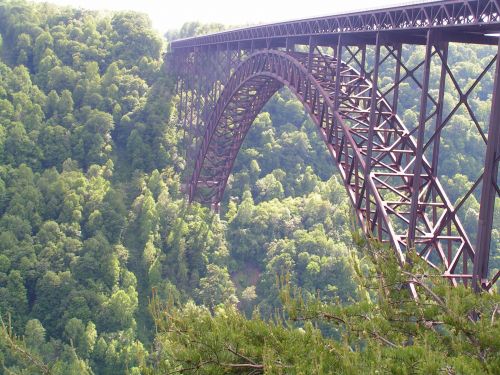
{"left": 172, "top": 0, "right": 500, "bottom": 50}
{"left": 170, "top": 0, "right": 500, "bottom": 292}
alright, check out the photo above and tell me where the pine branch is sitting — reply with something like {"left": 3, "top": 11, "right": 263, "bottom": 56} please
{"left": 220, "top": 362, "right": 264, "bottom": 370}
{"left": 368, "top": 331, "right": 398, "bottom": 348}
{"left": 225, "top": 345, "right": 258, "bottom": 365}
{"left": 165, "top": 360, "right": 214, "bottom": 374}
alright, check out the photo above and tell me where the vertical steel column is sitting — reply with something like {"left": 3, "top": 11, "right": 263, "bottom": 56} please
{"left": 188, "top": 51, "right": 196, "bottom": 149}
{"left": 365, "top": 33, "right": 382, "bottom": 228}
{"left": 226, "top": 43, "right": 231, "bottom": 79}
{"left": 208, "top": 49, "right": 219, "bottom": 119}
{"left": 334, "top": 36, "right": 343, "bottom": 110}
{"left": 329, "top": 35, "right": 342, "bottom": 144}
{"left": 179, "top": 68, "right": 187, "bottom": 160}
{"left": 215, "top": 46, "right": 222, "bottom": 104}
{"left": 473, "top": 37, "right": 500, "bottom": 291}
{"left": 408, "top": 30, "right": 433, "bottom": 245}
{"left": 194, "top": 48, "right": 203, "bottom": 139}
{"left": 392, "top": 44, "right": 403, "bottom": 115}
{"left": 432, "top": 42, "right": 449, "bottom": 224}
{"left": 174, "top": 59, "right": 180, "bottom": 96}
{"left": 177, "top": 56, "right": 184, "bottom": 118}
{"left": 306, "top": 37, "right": 316, "bottom": 103}
{"left": 182, "top": 53, "right": 190, "bottom": 152}
{"left": 208, "top": 49, "right": 218, "bottom": 118}
{"left": 237, "top": 42, "right": 242, "bottom": 63}
{"left": 308, "top": 36, "right": 315, "bottom": 73}
{"left": 360, "top": 44, "right": 367, "bottom": 77}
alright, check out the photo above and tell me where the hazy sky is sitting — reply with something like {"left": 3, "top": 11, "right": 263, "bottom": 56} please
{"left": 32, "top": 0, "right": 416, "bottom": 33}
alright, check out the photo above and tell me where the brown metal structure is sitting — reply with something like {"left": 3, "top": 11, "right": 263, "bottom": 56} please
{"left": 169, "top": 0, "right": 500, "bottom": 292}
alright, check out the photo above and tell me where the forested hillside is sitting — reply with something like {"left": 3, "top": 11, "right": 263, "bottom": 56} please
{"left": 0, "top": 1, "right": 498, "bottom": 374}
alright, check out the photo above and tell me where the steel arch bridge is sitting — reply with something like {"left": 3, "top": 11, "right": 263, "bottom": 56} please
{"left": 169, "top": 0, "right": 500, "bottom": 292}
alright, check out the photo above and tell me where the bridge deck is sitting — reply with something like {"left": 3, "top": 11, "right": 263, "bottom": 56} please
{"left": 170, "top": 0, "right": 500, "bottom": 50}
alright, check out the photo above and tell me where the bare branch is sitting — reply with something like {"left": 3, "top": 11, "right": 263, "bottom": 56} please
{"left": 492, "top": 304, "right": 498, "bottom": 325}
{"left": 225, "top": 345, "right": 257, "bottom": 365}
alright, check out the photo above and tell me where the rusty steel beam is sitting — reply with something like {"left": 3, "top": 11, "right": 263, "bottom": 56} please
{"left": 408, "top": 30, "right": 433, "bottom": 246}
{"left": 365, "top": 33, "right": 382, "bottom": 234}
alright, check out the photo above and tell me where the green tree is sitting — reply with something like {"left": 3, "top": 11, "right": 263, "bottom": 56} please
{"left": 0, "top": 270, "right": 28, "bottom": 329}
{"left": 197, "top": 264, "right": 238, "bottom": 310}
{"left": 39, "top": 125, "right": 71, "bottom": 168}
{"left": 98, "top": 288, "right": 138, "bottom": 332}
{"left": 24, "top": 319, "right": 46, "bottom": 352}
{"left": 64, "top": 318, "right": 96, "bottom": 358}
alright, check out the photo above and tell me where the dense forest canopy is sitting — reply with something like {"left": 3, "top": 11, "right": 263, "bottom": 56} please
{"left": 0, "top": 1, "right": 498, "bottom": 374}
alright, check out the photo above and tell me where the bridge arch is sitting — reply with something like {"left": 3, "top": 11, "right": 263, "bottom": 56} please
{"left": 189, "top": 49, "right": 475, "bottom": 287}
